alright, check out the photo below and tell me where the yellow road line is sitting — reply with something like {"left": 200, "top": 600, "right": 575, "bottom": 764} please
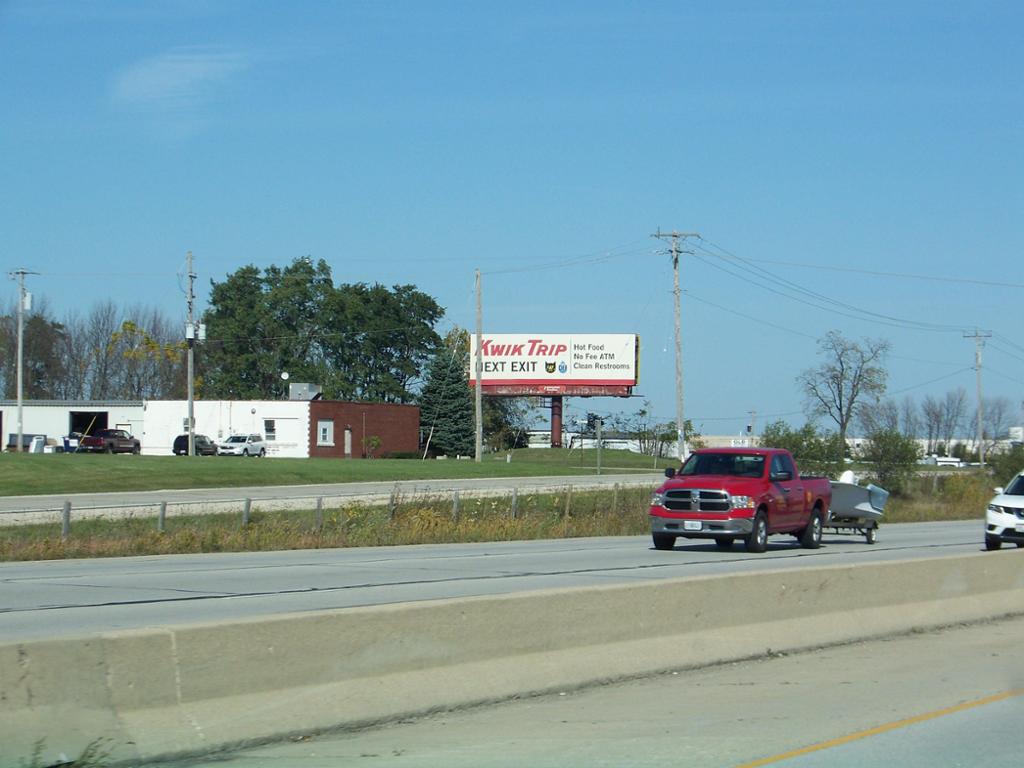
{"left": 735, "top": 688, "right": 1024, "bottom": 768}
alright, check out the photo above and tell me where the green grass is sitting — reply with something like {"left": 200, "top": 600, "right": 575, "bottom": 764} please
{"left": 0, "top": 448, "right": 672, "bottom": 497}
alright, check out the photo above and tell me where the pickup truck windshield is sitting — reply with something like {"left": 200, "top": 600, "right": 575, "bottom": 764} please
{"left": 680, "top": 453, "right": 765, "bottom": 478}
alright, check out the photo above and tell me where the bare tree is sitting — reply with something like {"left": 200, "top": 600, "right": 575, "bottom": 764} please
{"left": 899, "top": 395, "right": 921, "bottom": 439}
{"left": 858, "top": 398, "right": 899, "bottom": 436}
{"left": 939, "top": 388, "right": 967, "bottom": 454}
{"left": 921, "top": 395, "right": 943, "bottom": 453}
{"left": 798, "top": 330, "right": 891, "bottom": 453}
{"left": 983, "top": 395, "right": 1014, "bottom": 451}
{"left": 82, "top": 301, "right": 121, "bottom": 399}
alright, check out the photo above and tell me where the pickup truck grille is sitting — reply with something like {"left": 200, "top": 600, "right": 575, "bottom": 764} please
{"left": 664, "top": 489, "right": 731, "bottom": 513}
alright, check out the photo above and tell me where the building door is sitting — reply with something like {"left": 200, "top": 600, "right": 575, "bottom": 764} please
{"left": 344, "top": 427, "right": 352, "bottom": 458}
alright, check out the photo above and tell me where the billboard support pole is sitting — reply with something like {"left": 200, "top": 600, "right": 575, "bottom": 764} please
{"left": 551, "top": 396, "right": 563, "bottom": 448}
{"left": 474, "top": 269, "right": 483, "bottom": 462}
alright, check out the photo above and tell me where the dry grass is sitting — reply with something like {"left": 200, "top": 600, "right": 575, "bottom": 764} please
{"left": 882, "top": 472, "right": 992, "bottom": 523}
{"left": 1, "top": 474, "right": 992, "bottom": 562}
{"left": 0, "top": 487, "right": 652, "bottom": 561}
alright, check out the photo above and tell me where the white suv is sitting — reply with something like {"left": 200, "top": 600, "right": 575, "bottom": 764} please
{"left": 218, "top": 434, "right": 267, "bottom": 457}
{"left": 985, "top": 471, "right": 1024, "bottom": 550}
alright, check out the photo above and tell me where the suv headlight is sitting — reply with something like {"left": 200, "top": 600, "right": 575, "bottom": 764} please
{"left": 730, "top": 495, "right": 756, "bottom": 509}
{"left": 988, "top": 504, "right": 1004, "bottom": 514}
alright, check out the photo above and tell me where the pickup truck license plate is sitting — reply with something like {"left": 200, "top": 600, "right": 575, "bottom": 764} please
{"left": 683, "top": 520, "right": 702, "bottom": 532}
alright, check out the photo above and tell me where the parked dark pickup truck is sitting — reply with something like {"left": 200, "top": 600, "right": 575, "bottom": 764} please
{"left": 78, "top": 428, "right": 141, "bottom": 454}
{"left": 649, "top": 447, "right": 832, "bottom": 552}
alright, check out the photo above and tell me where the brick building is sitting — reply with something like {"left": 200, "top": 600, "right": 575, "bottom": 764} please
{"left": 308, "top": 400, "right": 420, "bottom": 458}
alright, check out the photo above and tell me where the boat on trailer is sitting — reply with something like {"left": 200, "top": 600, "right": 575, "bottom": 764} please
{"left": 827, "top": 474, "right": 888, "bottom": 544}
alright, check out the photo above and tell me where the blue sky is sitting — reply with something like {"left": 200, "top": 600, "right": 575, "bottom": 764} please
{"left": 2, "top": 0, "right": 1022, "bottom": 434}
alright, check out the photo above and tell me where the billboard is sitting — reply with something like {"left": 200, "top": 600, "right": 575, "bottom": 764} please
{"left": 469, "top": 334, "right": 638, "bottom": 397}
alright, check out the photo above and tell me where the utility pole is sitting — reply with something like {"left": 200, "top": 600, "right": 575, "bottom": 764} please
{"left": 474, "top": 269, "right": 483, "bottom": 463}
{"left": 964, "top": 329, "right": 991, "bottom": 466}
{"left": 9, "top": 269, "right": 38, "bottom": 454}
{"left": 652, "top": 230, "right": 699, "bottom": 461}
{"left": 185, "top": 252, "right": 196, "bottom": 457}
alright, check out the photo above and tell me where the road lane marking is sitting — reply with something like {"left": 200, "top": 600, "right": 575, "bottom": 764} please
{"left": 734, "top": 688, "right": 1024, "bottom": 767}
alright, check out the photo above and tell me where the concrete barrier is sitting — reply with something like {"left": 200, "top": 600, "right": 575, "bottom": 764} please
{"left": 3, "top": 551, "right": 1023, "bottom": 766}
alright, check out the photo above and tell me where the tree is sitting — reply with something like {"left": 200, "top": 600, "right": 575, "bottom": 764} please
{"left": 201, "top": 258, "right": 443, "bottom": 401}
{"left": 939, "top": 388, "right": 967, "bottom": 453}
{"left": 859, "top": 428, "right": 921, "bottom": 495}
{"left": 614, "top": 401, "right": 675, "bottom": 457}
{"left": 989, "top": 445, "right": 1024, "bottom": 488}
{"left": 483, "top": 397, "right": 533, "bottom": 451}
{"left": 0, "top": 298, "right": 69, "bottom": 399}
{"left": 798, "top": 331, "right": 890, "bottom": 456}
{"left": 921, "top": 395, "right": 943, "bottom": 454}
{"left": 418, "top": 329, "right": 474, "bottom": 457}
{"left": 983, "top": 395, "right": 1014, "bottom": 450}
{"left": 899, "top": 395, "right": 921, "bottom": 439}
{"left": 857, "top": 398, "right": 899, "bottom": 436}
{"left": 322, "top": 282, "right": 443, "bottom": 402}
{"left": 760, "top": 420, "right": 845, "bottom": 478}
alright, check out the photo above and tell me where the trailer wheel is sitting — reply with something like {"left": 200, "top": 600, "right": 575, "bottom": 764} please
{"left": 652, "top": 533, "right": 676, "bottom": 551}
{"left": 745, "top": 511, "right": 768, "bottom": 553}
{"left": 714, "top": 537, "right": 734, "bottom": 549}
{"left": 865, "top": 525, "right": 878, "bottom": 545}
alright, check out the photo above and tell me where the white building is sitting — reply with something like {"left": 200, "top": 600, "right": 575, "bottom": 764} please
{"left": 142, "top": 400, "right": 310, "bottom": 457}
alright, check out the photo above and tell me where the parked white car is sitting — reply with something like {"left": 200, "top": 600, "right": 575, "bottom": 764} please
{"left": 985, "top": 471, "right": 1024, "bottom": 550}
{"left": 218, "top": 434, "right": 267, "bottom": 457}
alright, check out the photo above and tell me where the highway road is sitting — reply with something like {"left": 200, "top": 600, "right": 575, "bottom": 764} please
{"left": 0, "top": 520, "right": 992, "bottom": 641}
{"left": 191, "top": 614, "right": 1024, "bottom": 768}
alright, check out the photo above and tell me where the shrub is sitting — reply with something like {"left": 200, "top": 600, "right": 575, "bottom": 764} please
{"left": 988, "top": 445, "right": 1024, "bottom": 487}
{"left": 760, "top": 421, "right": 845, "bottom": 477}
{"left": 859, "top": 428, "right": 921, "bottom": 495}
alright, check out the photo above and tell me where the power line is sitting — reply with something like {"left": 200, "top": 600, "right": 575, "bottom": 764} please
{"left": 683, "top": 290, "right": 817, "bottom": 340}
{"left": 481, "top": 242, "right": 652, "bottom": 276}
{"left": 692, "top": 243, "right": 967, "bottom": 333}
{"left": 697, "top": 248, "right": 1024, "bottom": 290}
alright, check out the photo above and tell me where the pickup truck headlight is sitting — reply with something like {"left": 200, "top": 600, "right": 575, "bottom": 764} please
{"left": 650, "top": 491, "right": 665, "bottom": 507}
{"left": 730, "top": 495, "right": 756, "bottom": 510}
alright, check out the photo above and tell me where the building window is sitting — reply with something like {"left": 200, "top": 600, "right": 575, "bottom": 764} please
{"left": 317, "top": 420, "right": 334, "bottom": 447}
{"left": 264, "top": 419, "right": 276, "bottom": 441}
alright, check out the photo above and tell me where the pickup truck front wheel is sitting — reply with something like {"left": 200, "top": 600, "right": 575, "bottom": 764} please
{"left": 799, "top": 510, "right": 823, "bottom": 549}
{"left": 652, "top": 533, "right": 676, "bottom": 551}
{"left": 745, "top": 511, "right": 768, "bottom": 553}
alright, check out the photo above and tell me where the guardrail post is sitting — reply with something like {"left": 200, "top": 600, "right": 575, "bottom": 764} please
{"left": 61, "top": 501, "right": 71, "bottom": 540}
{"left": 564, "top": 485, "right": 573, "bottom": 518}
{"left": 158, "top": 501, "right": 167, "bottom": 533}
{"left": 611, "top": 483, "right": 619, "bottom": 518}
{"left": 315, "top": 497, "right": 324, "bottom": 531}
{"left": 389, "top": 485, "right": 398, "bottom": 520}
{"left": 511, "top": 487, "right": 518, "bottom": 519}
{"left": 242, "top": 498, "right": 251, "bottom": 527}
{"left": 452, "top": 490, "right": 460, "bottom": 523}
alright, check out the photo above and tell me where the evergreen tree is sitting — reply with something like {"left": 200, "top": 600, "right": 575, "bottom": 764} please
{"left": 418, "top": 329, "right": 474, "bottom": 456}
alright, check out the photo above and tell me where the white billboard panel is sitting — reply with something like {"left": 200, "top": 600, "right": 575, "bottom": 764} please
{"left": 470, "top": 334, "right": 638, "bottom": 387}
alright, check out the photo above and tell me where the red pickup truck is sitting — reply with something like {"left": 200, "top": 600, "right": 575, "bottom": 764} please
{"left": 78, "top": 428, "right": 141, "bottom": 454}
{"left": 649, "top": 447, "right": 831, "bottom": 553}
